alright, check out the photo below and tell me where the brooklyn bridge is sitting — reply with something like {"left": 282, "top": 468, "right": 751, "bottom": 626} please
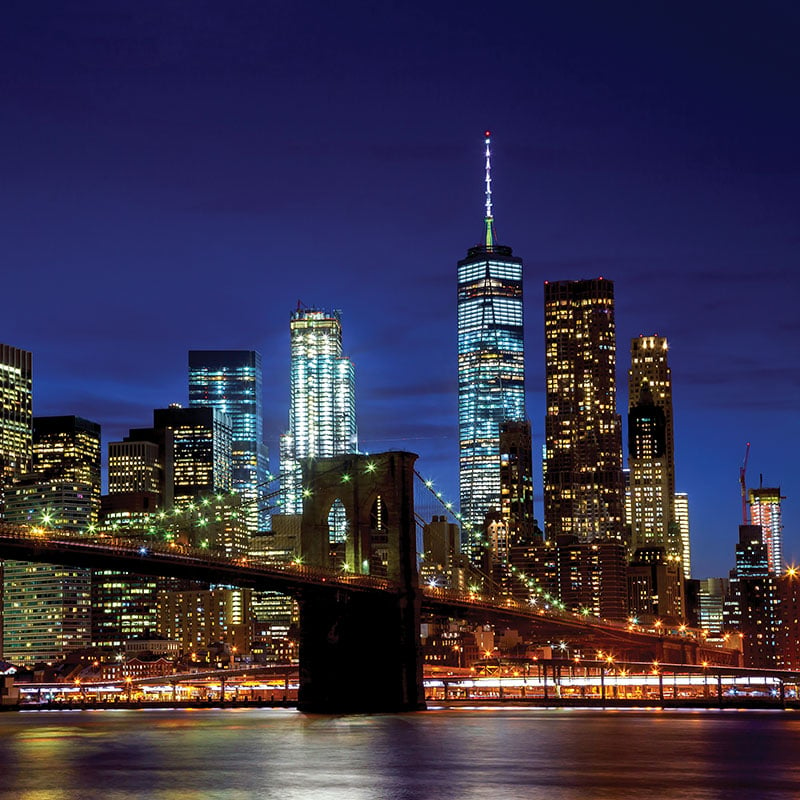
{"left": 0, "top": 451, "right": 743, "bottom": 713}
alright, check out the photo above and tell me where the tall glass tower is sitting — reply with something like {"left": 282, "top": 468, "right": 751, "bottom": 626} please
{"left": 189, "top": 351, "right": 269, "bottom": 533}
{"left": 280, "top": 307, "right": 357, "bottom": 516}
{"left": 458, "top": 132, "right": 525, "bottom": 554}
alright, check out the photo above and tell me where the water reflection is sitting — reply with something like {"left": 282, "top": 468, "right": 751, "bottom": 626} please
{"left": 0, "top": 708, "right": 797, "bottom": 799}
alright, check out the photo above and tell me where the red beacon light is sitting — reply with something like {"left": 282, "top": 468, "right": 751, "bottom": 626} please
{"left": 484, "top": 130, "right": 491, "bottom": 138}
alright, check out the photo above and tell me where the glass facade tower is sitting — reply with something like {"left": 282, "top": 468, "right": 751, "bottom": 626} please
{"left": 458, "top": 133, "right": 525, "bottom": 553}
{"left": 280, "top": 308, "right": 357, "bottom": 515}
{"left": 189, "top": 351, "right": 269, "bottom": 533}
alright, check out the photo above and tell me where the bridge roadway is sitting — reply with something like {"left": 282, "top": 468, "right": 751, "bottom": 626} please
{"left": 0, "top": 526, "right": 731, "bottom": 662}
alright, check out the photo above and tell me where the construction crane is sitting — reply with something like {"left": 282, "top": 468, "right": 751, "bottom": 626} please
{"left": 739, "top": 442, "right": 751, "bottom": 524}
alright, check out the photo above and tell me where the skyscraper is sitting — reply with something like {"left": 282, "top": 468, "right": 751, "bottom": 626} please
{"left": 189, "top": 350, "right": 269, "bottom": 533}
{"left": 2, "top": 415, "right": 99, "bottom": 664}
{"left": 627, "top": 383, "right": 682, "bottom": 557}
{"left": 32, "top": 416, "right": 102, "bottom": 523}
{"left": 498, "top": 420, "right": 535, "bottom": 544}
{"left": 458, "top": 133, "right": 525, "bottom": 551}
{"left": 153, "top": 406, "right": 233, "bottom": 507}
{"left": 628, "top": 336, "right": 675, "bottom": 497}
{"left": 725, "top": 524, "right": 779, "bottom": 668}
{"left": 280, "top": 307, "right": 357, "bottom": 515}
{"left": 674, "top": 492, "right": 691, "bottom": 578}
{"left": 749, "top": 486, "right": 784, "bottom": 573}
{"left": 543, "top": 278, "right": 624, "bottom": 542}
{"left": 627, "top": 335, "right": 681, "bottom": 559}
{"left": 0, "top": 344, "right": 32, "bottom": 498}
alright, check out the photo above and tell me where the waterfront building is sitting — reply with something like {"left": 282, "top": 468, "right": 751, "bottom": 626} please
{"left": 189, "top": 350, "right": 269, "bottom": 533}
{"left": 458, "top": 133, "right": 526, "bottom": 555}
{"left": 543, "top": 279, "right": 624, "bottom": 542}
{"left": 0, "top": 344, "right": 32, "bottom": 499}
{"left": 2, "top": 561, "right": 91, "bottom": 664}
{"left": 3, "top": 480, "right": 93, "bottom": 664}
{"left": 2, "top": 415, "right": 99, "bottom": 664}
{"left": 749, "top": 486, "right": 784, "bottom": 574}
{"left": 97, "top": 432, "right": 173, "bottom": 650}
{"left": 157, "top": 586, "right": 252, "bottom": 655}
{"left": 248, "top": 516, "right": 301, "bottom": 663}
{"left": 91, "top": 572, "right": 161, "bottom": 651}
{"left": 279, "top": 307, "right": 357, "bottom": 524}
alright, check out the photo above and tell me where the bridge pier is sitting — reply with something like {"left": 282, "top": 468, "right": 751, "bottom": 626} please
{"left": 297, "top": 451, "right": 425, "bottom": 714}
{"left": 297, "top": 585, "right": 424, "bottom": 713}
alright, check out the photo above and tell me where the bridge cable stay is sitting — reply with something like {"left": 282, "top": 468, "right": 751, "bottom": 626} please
{"left": 413, "top": 469, "right": 571, "bottom": 616}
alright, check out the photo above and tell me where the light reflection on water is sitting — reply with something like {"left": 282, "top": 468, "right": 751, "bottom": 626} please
{"left": 0, "top": 707, "right": 798, "bottom": 799}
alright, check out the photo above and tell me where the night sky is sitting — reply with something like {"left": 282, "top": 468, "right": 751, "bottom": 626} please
{"left": 2, "top": 2, "right": 797, "bottom": 578}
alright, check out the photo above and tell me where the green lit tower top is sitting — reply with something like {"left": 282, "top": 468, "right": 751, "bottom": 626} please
{"left": 457, "top": 132, "right": 526, "bottom": 556}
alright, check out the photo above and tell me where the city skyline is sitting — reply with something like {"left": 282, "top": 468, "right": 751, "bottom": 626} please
{"left": 1, "top": 3, "right": 797, "bottom": 578}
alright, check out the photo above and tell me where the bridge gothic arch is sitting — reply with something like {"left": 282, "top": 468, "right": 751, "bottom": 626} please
{"left": 299, "top": 452, "right": 416, "bottom": 583}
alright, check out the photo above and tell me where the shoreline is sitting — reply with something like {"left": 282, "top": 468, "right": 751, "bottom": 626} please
{"left": 7, "top": 696, "right": 798, "bottom": 713}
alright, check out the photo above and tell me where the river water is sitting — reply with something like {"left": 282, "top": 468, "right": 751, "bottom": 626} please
{"left": 0, "top": 706, "right": 798, "bottom": 799}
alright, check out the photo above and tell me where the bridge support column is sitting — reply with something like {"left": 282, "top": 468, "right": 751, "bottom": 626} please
{"left": 297, "top": 585, "right": 425, "bottom": 713}
{"left": 297, "top": 452, "right": 425, "bottom": 714}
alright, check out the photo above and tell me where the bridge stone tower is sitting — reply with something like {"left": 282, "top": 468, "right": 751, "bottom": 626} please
{"left": 297, "top": 451, "right": 426, "bottom": 713}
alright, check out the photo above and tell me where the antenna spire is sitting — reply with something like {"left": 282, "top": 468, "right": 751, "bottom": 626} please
{"left": 483, "top": 130, "right": 495, "bottom": 249}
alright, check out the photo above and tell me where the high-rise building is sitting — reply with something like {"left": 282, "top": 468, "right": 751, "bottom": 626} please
{"left": 543, "top": 279, "right": 624, "bottom": 542}
{"left": 628, "top": 336, "right": 675, "bottom": 496}
{"left": 697, "top": 577, "right": 727, "bottom": 634}
{"left": 674, "top": 492, "right": 691, "bottom": 579}
{"left": 32, "top": 416, "right": 101, "bottom": 523}
{"left": 499, "top": 421, "right": 536, "bottom": 545}
{"left": 458, "top": 133, "right": 525, "bottom": 552}
{"left": 777, "top": 569, "right": 800, "bottom": 669}
{"left": 0, "top": 344, "right": 32, "bottom": 498}
{"left": 724, "top": 524, "right": 779, "bottom": 668}
{"left": 108, "top": 439, "right": 164, "bottom": 495}
{"left": 97, "top": 431, "right": 172, "bottom": 650}
{"left": 2, "top": 416, "right": 99, "bottom": 665}
{"left": 279, "top": 307, "right": 357, "bottom": 515}
{"left": 749, "top": 486, "right": 783, "bottom": 573}
{"left": 627, "top": 383, "right": 683, "bottom": 560}
{"left": 153, "top": 406, "right": 233, "bottom": 507}
{"left": 2, "top": 561, "right": 91, "bottom": 664}
{"left": 523, "top": 536, "right": 628, "bottom": 620}
{"left": 189, "top": 351, "right": 269, "bottom": 533}
{"left": 627, "top": 336, "right": 681, "bottom": 560}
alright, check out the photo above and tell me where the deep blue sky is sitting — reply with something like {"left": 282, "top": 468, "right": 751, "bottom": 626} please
{"left": 1, "top": 1, "right": 797, "bottom": 578}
